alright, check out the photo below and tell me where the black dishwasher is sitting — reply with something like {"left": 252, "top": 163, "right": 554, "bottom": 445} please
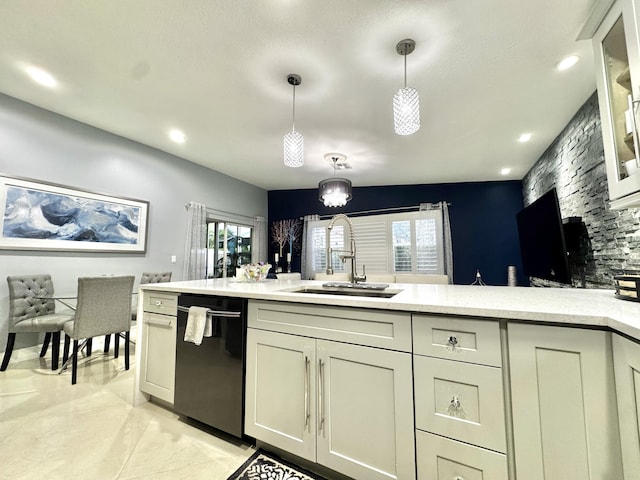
{"left": 174, "top": 294, "right": 248, "bottom": 438}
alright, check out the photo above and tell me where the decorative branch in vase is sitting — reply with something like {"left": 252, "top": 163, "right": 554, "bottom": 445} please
{"left": 271, "top": 220, "right": 288, "bottom": 272}
{"left": 284, "top": 219, "right": 302, "bottom": 272}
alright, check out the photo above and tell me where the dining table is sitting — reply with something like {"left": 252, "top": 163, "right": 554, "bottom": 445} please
{"left": 34, "top": 291, "right": 137, "bottom": 372}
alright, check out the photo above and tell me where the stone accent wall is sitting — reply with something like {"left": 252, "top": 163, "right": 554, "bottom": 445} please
{"left": 522, "top": 92, "right": 640, "bottom": 289}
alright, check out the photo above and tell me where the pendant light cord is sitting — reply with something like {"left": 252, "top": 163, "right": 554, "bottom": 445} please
{"left": 291, "top": 84, "right": 296, "bottom": 133}
{"left": 403, "top": 46, "right": 408, "bottom": 88}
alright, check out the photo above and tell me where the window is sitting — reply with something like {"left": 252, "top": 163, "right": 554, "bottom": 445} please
{"left": 206, "top": 221, "right": 253, "bottom": 278}
{"left": 306, "top": 211, "right": 444, "bottom": 278}
{"left": 309, "top": 224, "right": 346, "bottom": 274}
{"left": 392, "top": 220, "right": 411, "bottom": 272}
{"left": 393, "top": 216, "right": 441, "bottom": 273}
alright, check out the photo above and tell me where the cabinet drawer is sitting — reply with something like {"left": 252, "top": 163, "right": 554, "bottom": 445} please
{"left": 416, "top": 430, "right": 508, "bottom": 480}
{"left": 142, "top": 291, "right": 178, "bottom": 316}
{"left": 413, "top": 314, "right": 501, "bottom": 367}
{"left": 142, "top": 311, "right": 175, "bottom": 329}
{"left": 248, "top": 300, "right": 411, "bottom": 352}
{"left": 414, "top": 355, "right": 506, "bottom": 453}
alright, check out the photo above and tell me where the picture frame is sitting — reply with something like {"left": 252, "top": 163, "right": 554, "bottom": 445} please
{"left": 0, "top": 174, "right": 149, "bottom": 253}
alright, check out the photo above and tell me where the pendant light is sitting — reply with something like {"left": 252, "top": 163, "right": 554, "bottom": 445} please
{"left": 318, "top": 153, "right": 352, "bottom": 207}
{"left": 393, "top": 39, "right": 420, "bottom": 136}
{"left": 284, "top": 74, "right": 304, "bottom": 167}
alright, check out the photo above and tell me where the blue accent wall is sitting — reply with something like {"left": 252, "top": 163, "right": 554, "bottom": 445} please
{"left": 268, "top": 181, "right": 526, "bottom": 286}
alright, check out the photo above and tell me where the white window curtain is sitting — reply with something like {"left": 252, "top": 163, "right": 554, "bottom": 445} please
{"left": 305, "top": 206, "right": 452, "bottom": 280}
{"left": 183, "top": 202, "right": 207, "bottom": 280}
{"left": 301, "top": 214, "right": 320, "bottom": 279}
{"left": 420, "top": 202, "right": 454, "bottom": 283}
{"left": 442, "top": 202, "right": 453, "bottom": 283}
{"left": 252, "top": 216, "right": 267, "bottom": 264}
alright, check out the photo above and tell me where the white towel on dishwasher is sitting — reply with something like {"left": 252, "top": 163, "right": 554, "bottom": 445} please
{"left": 184, "top": 306, "right": 212, "bottom": 345}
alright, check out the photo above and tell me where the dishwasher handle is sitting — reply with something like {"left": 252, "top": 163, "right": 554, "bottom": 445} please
{"left": 177, "top": 305, "right": 241, "bottom": 317}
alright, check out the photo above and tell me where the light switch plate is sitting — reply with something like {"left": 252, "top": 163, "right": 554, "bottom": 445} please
{"left": 171, "top": 255, "right": 177, "bottom": 263}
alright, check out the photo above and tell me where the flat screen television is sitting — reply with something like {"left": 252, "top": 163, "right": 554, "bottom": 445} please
{"left": 516, "top": 188, "right": 571, "bottom": 284}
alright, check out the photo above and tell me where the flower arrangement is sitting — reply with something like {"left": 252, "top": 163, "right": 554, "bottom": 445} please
{"left": 236, "top": 263, "right": 272, "bottom": 282}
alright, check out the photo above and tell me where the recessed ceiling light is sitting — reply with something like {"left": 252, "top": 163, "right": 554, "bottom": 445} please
{"left": 25, "top": 66, "right": 57, "bottom": 88}
{"left": 556, "top": 55, "right": 580, "bottom": 71}
{"left": 518, "top": 133, "right": 532, "bottom": 143}
{"left": 169, "top": 129, "right": 186, "bottom": 143}
{"left": 500, "top": 168, "right": 511, "bottom": 175}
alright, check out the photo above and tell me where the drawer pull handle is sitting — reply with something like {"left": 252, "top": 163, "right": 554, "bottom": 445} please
{"left": 154, "top": 300, "right": 162, "bottom": 306}
{"left": 447, "top": 396, "right": 466, "bottom": 419}
{"left": 304, "top": 356, "right": 310, "bottom": 431}
{"left": 319, "top": 359, "right": 325, "bottom": 434}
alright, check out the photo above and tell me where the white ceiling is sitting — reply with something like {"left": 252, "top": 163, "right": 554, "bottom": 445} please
{"left": 0, "top": 0, "right": 599, "bottom": 191}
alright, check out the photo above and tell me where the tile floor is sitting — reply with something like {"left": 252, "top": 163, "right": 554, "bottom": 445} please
{"left": 0, "top": 338, "right": 255, "bottom": 480}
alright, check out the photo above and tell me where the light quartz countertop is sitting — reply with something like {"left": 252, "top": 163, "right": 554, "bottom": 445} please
{"left": 141, "top": 278, "right": 640, "bottom": 341}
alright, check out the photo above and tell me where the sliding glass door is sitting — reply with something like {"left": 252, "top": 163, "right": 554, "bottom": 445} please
{"left": 206, "top": 221, "right": 253, "bottom": 278}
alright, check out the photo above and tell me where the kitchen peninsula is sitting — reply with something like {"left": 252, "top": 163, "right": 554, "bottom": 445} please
{"left": 135, "top": 278, "right": 640, "bottom": 480}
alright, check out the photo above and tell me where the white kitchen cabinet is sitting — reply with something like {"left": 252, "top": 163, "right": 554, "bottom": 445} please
{"left": 413, "top": 315, "right": 508, "bottom": 479}
{"left": 413, "top": 314, "right": 502, "bottom": 367}
{"left": 245, "top": 300, "right": 415, "bottom": 480}
{"left": 244, "top": 328, "right": 316, "bottom": 461}
{"left": 138, "top": 291, "right": 178, "bottom": 403}
{"left": 508, "top": 323, "right": 623, "bottom": 479}
{"left": 247, "top": 300, "right": 412, "bottom": 352}
{"left": 613, "top": 334, "right": 640, "bottom": 478}
{"left": 316, "top": 339, "right": 414, "bottom": 480}
{"left": 414, "top": 355, "right": 506, "bottom": 453}
{"left": 590, "top": 0, "right": 640, "bottom": 208}
{"left": 416, "top": 430, "right": 508, "bottom": 480}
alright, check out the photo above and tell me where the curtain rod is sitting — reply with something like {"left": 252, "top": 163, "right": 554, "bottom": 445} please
{"left": 309, "top": 202, "right": 452, "bottom": 220}
{"left": 184, "top": 202, "right": 260, "bottom": 222}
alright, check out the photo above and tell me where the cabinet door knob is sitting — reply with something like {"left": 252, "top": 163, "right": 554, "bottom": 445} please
{"left": 447, "top": 396, "right": 466, "bottom": 419}
{"left": 447, "top": 335, "right": 459, "bottom": 352}
{"left": 154, "top": 300, "right": 162, "bottom": 306}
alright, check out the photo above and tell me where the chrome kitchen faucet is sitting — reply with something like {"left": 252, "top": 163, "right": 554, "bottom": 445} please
{"left": 326, "top": 213, "right": 366, "bottom": 284}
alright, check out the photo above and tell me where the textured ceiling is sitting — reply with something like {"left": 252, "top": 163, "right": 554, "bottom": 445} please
{"left": 0, "top": 0, "right": 599, "bottom": 190}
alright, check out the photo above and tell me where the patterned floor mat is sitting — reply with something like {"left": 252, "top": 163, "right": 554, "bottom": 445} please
{"left": 226, "top": 449, "right": 328, "bottom": 480}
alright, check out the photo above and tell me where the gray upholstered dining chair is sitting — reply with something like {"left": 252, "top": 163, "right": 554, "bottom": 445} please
{"left": 2, "top": 275, "right": 74, "bottom": 371}
{"left": 61, "top": 275, "right": 135, "bottom": 384}
{"left": 104, "top": 271, "right": 173, "bottom": 354}
{"left": 140, "top": 272, "right": 173, "bottom": 285}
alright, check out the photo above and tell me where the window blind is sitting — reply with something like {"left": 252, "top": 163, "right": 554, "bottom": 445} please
{"left": 307, "top": 210, "right": 444, "bottom": 278}
{"left": 352, "top": 220, "right": 389, "bottom": 273}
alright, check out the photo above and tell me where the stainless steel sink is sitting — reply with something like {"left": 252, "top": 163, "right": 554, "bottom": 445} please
{"left": 321, "top": 282, "right": 389, "bottom": 290}
{"left": 281, "top": 283, "right": 402, "bottom": 298}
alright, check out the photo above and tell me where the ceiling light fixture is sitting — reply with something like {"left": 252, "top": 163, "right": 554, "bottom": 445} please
{"left": 26, "top": 66, "right": 57, "bottom": 88}
{"left": 500, "top": 167, "right": 511, "bottom": 175}
{"left": 393, "top": 39, "right": 420, "bottom": 136}
{"left": 518, "top": 133, "right": 532, "bottom": 143}
{"left": 556, "top": 55, "right": 580, "bottom": 71}
{"left": 319, "top": 153, "right": 352, "bottom": 207}
{"left": 284, "top": 74, "right": 304, "bottom": 167}
{"left": 169, "top": 129, "right": 186, "bottom": 143}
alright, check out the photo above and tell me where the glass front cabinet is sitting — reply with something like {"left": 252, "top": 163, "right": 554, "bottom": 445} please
{"left": 591, "top": 0, "right": 640, "bottom": 208}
